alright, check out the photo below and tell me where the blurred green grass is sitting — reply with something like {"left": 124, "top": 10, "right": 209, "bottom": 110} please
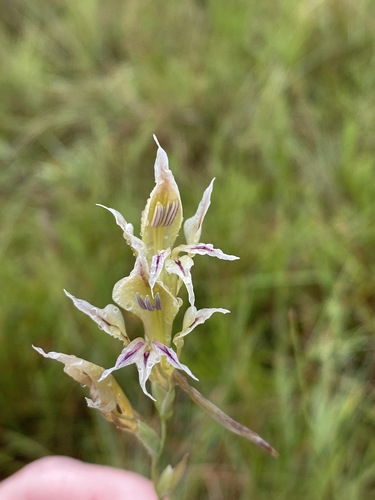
{"left": 1, "top": 0, "right": 375, "bottom": 498}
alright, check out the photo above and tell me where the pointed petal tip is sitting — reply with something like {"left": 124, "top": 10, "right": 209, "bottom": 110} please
{"left": 98, "top": 370, "right": 110, "bottom": 382}
{"left": 146, "top": 392, "right": 157, "bottom": 402}
{"left": 31, "top": 344, "right": 50, "bottom": 358}
{"left": 153, "top": 134, "right": 161, "bottom": 148}
{"left": 63, "top": 289, "right": 73, "bottom": 299}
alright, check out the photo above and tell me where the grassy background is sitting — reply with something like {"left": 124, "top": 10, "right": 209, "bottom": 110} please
{"left": 1, "top": 0, "right": 375, "bottom": 498}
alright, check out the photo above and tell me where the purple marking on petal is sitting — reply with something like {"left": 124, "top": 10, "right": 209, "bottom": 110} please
{"left": 174, "top": 259, "right": 186, "bottom": 276}
{"left": 118, "top": 341, "right": 144, "bottom": 364}
{"left": 143, "top": 350, "right": 150, "bottom": 366}
{"left": 195, "top": 244, "right": 214, "bottom": 253}
{"left": 155, "top": 254, "right": 162, "bottom": 270}
{"left": 153, "top": 342, "right": 179, "bottom": 364}
{"left": 188, "top": 317, "right": 200, "bottom": 329}
{"left": 153, "top": 341, "right": 198, "bottom": 381}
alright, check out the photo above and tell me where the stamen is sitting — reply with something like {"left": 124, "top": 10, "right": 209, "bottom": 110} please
{"left": 144, "top": 295, "right": 155, "bottom": 311}
{"left": 159, "top": 201, "right": 171, "bottom": 226}
{"left": 151, "top": 200, "right": 179, "bottom": 227}
{"left": 151, "top": 202, "right": 164, "bottom": 227}
{"left": 136, "top": 293, "right": 147, "bottom": 310}
{"left": 154, "top": 292, "right": 162, "bottom": 310}
{"left": 136, "top": 292, "right": 162, "bottom": 311}
{"left": 163, "top": 200, "right": 179, "bottom": 226}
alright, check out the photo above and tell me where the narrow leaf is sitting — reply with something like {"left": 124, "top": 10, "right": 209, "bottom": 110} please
{"left": 173, "top": 371, "right": 278, "bottom": 457}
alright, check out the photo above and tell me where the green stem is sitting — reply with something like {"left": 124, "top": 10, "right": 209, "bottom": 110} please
{"left": 151, "top": 408, "right": 170, "bottom": 497}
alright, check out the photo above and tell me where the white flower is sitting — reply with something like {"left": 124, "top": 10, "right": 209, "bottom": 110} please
{"left": 99, "top": 337, "right": 198, "bottom": 400}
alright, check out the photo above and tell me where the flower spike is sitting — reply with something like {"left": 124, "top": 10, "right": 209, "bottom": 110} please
{"left": 34, "top": 135, "right": 276, "bottom": 477}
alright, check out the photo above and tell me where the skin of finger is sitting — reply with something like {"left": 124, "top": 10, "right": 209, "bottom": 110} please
{"left": 0, "top": 456, "right": 158, "bottom": 500}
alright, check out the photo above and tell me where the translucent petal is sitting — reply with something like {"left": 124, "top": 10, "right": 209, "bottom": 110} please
{"left": 96, "top": 204, "right": 146, "bottom": 256}
{"left": 64, "top": 290, "right": 129, "bottom": 343}
{"left": 153, "top": 341, "right": 198, "bottom": 381}
{"left": 174, "top": 306, "right": 230, "bottom": 343}
{"left": 165, "top": 255, "right": 195, "bottom": 306}
{"left": 184, "top": 179, "right": 215, "bottom": 245}
{"left": 176, "top": 243, "right": 239, "bottom": 261}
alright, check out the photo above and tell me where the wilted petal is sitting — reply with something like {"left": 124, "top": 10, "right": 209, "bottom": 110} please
{"left": 184, "top": 179, "right": 215, "bottom": 245}
{"left": 96, "top": 204, "right": 146, "bottom": 257}
{"left": 32, "top": 346, "right": 136, "bottom": 426}
{"left": 165, "top": 255, "right": 195, "bottom": 306}
{"left": 140, "top": 136, "right": 183, "bottom": 256}
{"left": 149, "top": 248, "right": 171, "bottom": 292}
{"left": 174, "top": 306, "right": 230, "bottom": 344}
{"left": 33, "top": 345, "right": 161, "bottom": 455}
{"left": 64, "top": 290, "right": 129, "bottom": 344}
{"left": 153, "top": 341, "right": 198, "bottom": 381}
{"left": 175, "top": 243, "right": 239, "bottom": 261}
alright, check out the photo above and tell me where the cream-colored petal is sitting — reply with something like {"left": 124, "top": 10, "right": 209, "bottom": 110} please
{"left": 175, "top": 243, "right": 239, "bottom": 261}
{"left": 140, "top": 137, "right": 183, "bottom": 256}
{"left": 184, "top": 179, "right": 215, "bottom": 245}
{"left": 173, "top": 306, "right": 230, "bottom": 344}
{"left": 113, "top": 256, "right": 181, "bottom": 344}
{"left": 153, "top": 341, "right": 198, "bottom": 381}
{"left": 165, "top": 255, "right": 195, "bottom": 306}
{"left": 64, "top": 290, "right": 129, "bottom": 344}
{"left": 99, "top": 338, "right": 146, "bottom": 381}
{"left": 96, "top": 204, "right": 146, "bottom": 257}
